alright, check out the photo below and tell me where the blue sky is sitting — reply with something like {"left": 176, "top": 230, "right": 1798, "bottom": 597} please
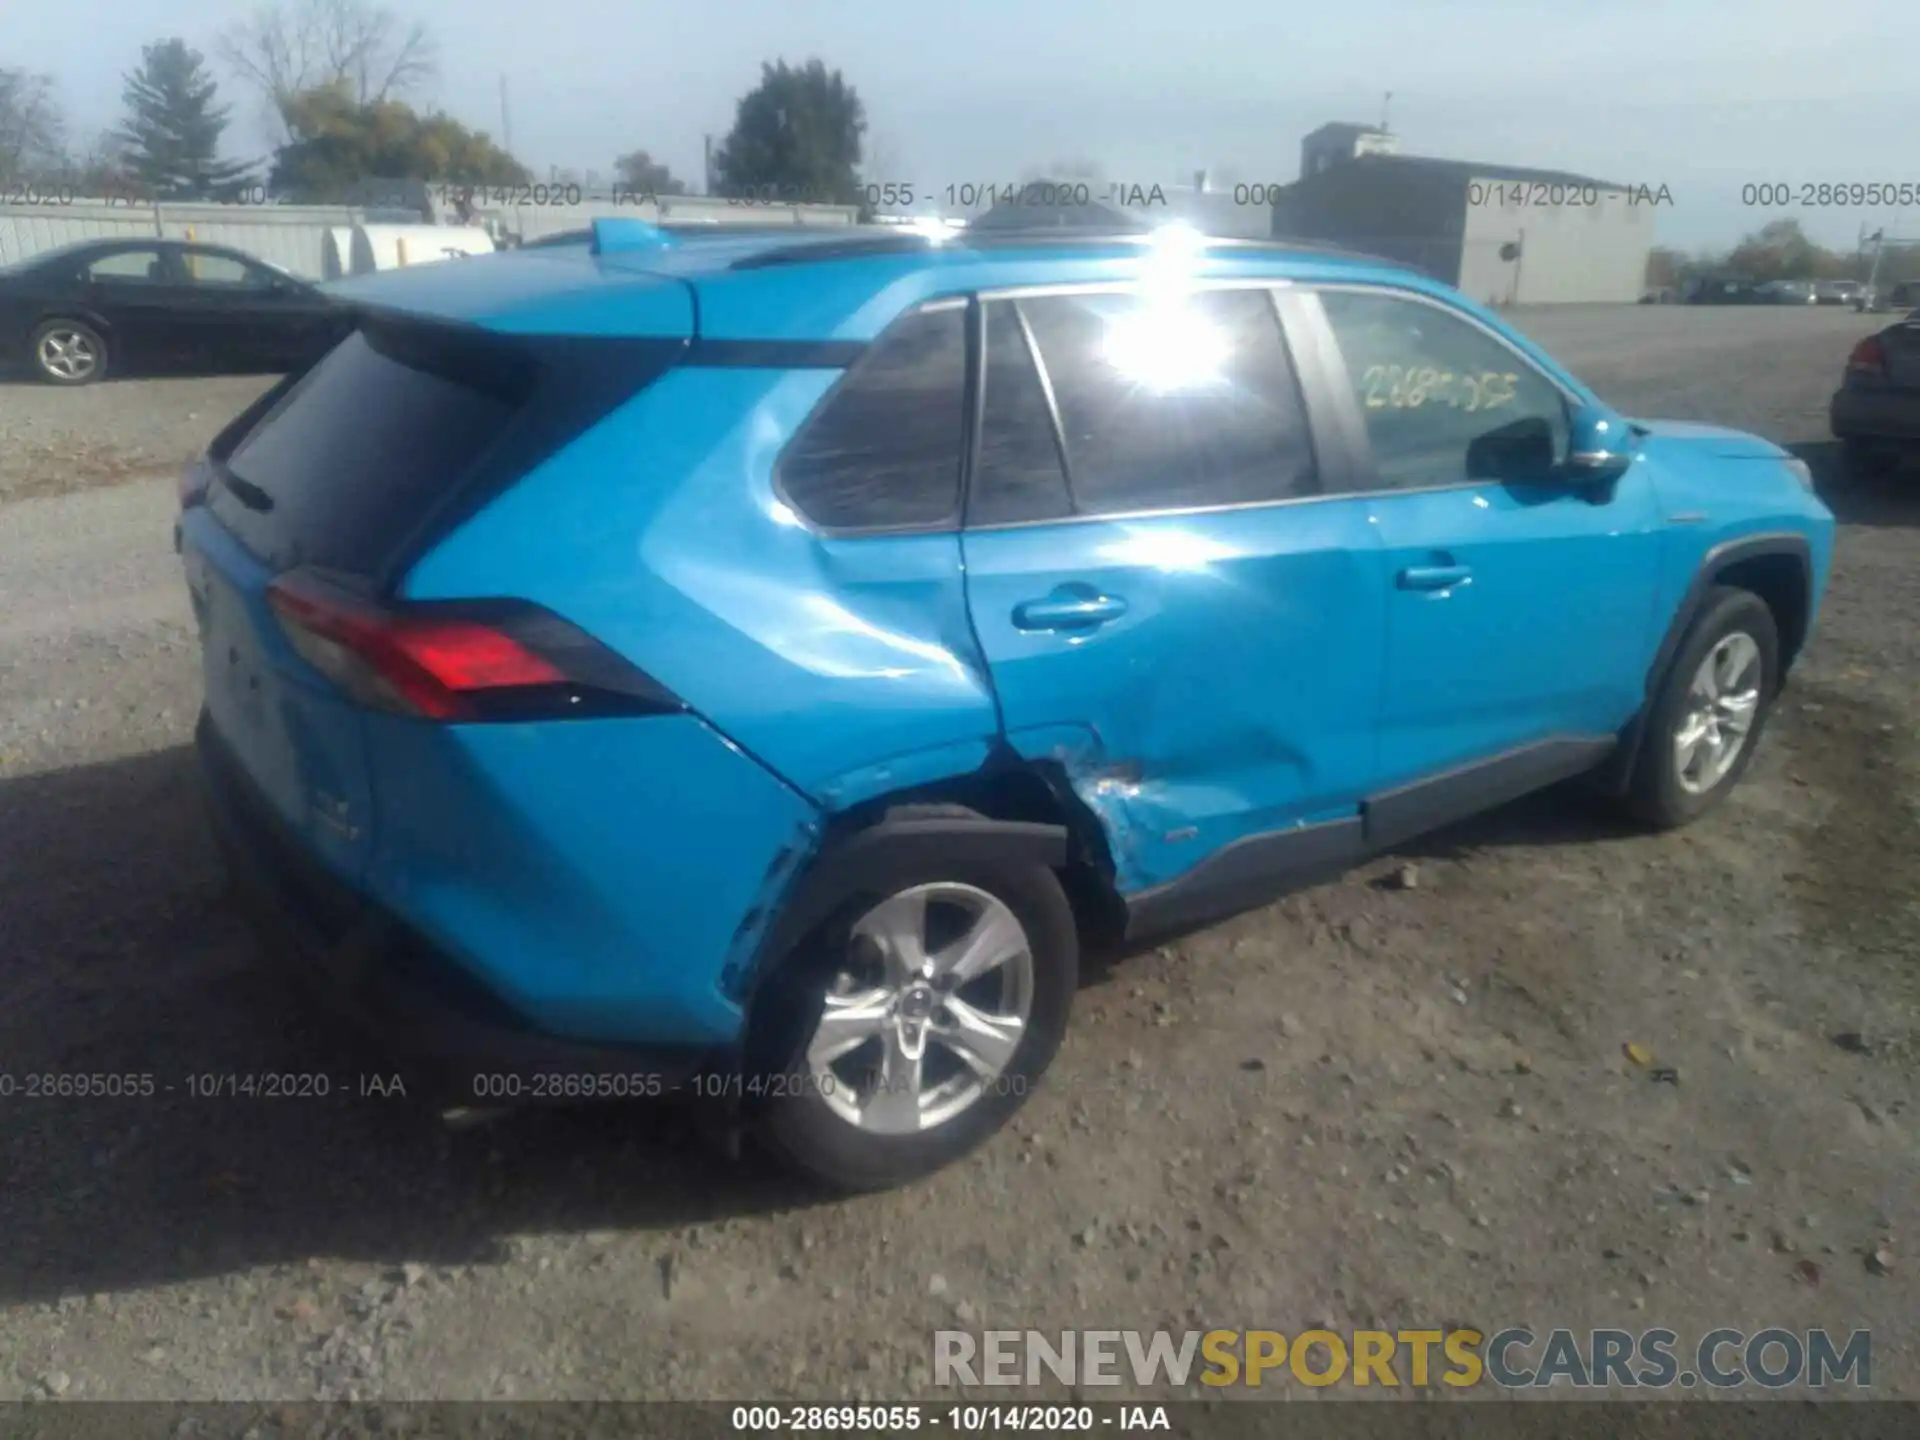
{"left": 26, "top": 0, "right": 1920, "bottom": 250}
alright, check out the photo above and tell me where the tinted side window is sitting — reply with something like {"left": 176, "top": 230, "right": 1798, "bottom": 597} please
{"left": 778, "top": 303, "right": 967, "bottom": 530}
{"left": 86, "top": 249, "right": 168, "bottom": 284}
{"left": 971, "top": 301, "right": 1072, "bottom": 525}
{"left": 1017, "top": 287, "right": 1318, "bottom": 516}
{"left": 1318, "top": 289, "right": 1570, "bottom": 490}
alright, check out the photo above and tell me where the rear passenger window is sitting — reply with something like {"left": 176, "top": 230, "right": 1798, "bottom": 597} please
{"left": 1009, "top": 288, "right": 1318, "bottom": 517}
{"left": 778, "top": 303, "right": 967, "bottom": 530}
{"left": 970, "top": 302, "right": 1073, "bottom": 525}
{"left": 86, "top": 248, "right": 168, "bottom": 284}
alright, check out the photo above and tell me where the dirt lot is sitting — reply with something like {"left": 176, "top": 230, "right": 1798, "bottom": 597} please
{"left": 0, "top": 306, "right": 1914, "bottom": 1404}
{"left": 0, "top": 372, "right": 275, "bottom": 505}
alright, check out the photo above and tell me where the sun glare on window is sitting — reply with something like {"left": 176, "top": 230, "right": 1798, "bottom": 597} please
{"left": 1101, "top": 303, "right": 1231, "bottom": 392}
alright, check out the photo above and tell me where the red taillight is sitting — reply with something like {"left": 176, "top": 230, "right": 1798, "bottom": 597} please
{"left": 1846, "top": 335, "right": 1887, "bottom": 379}
{"left": 263, "top": 571, "right": 674, "bottom": 722}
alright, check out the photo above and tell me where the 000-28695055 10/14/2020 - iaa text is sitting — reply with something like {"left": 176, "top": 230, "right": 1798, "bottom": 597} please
{"left": 464, "top": 1070, "right": 906, "bottom": 1102}
{"left": 726, "top": 1403, "right": 1174, "bottom": 1432}
{"left": 0, "top": 1072, "right": 411, "bottom": 1099}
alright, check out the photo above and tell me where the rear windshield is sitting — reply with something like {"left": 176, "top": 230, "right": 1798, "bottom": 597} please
{"left": 211, "top": 325, "right": 533, "bottom": 575}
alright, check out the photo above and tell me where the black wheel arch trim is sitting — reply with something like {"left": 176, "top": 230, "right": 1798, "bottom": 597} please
{"left": 1648, "top": 532, "right": 1811, "bottom": 693}
{"left": 1593, "top": 530, "right": 1811, "bottom": 796}
{"left": 737, "top": 816, "right": 1070, "bottom": 1002}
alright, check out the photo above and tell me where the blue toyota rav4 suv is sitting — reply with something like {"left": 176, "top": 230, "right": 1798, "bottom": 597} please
{"left": 179, "top": 219, "right": 1834, "bottom": 1190}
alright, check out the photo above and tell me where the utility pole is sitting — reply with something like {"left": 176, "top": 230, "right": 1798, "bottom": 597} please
{"left": 500, "top": 75, "right": 514, "bottom": 157}
{"left": 703, "top": 134, "right": 715, "bottom": 195}
{"left": 1381, "top": 90, "right": 1393, "bottom": 134}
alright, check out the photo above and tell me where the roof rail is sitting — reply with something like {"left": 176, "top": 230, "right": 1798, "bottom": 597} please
{"left": 727, "top": 226, "right": 1418, "bottom": 271}
{"left": 728, "top": 231, "right": 952, "bottom": 269}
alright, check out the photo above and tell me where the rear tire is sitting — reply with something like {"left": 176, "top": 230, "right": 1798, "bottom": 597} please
{"left": 31, "top": 319, "right": 107, "bottom": 385}
{"left": 1625, "top": 586, "right": 1779, "bottom": 830}
{"left": 749, "top": 811, "right": 1078, "bottom": 1191}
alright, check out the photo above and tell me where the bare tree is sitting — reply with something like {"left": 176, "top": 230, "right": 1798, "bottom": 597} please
{"left": 217, "top": 0, "right": 436, "bottom": 139}
{"left": 85, "top": 131, "right": 140, "bottom": 192}
{"left": 0, "top": 67, "right": 67, "bottom": 185}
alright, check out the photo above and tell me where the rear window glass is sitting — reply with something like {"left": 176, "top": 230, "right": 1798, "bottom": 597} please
{"left": 211, "top": 327, "right": 531, "bottom": 573}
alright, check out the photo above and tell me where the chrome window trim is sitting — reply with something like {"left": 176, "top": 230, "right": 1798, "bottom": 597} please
{"left": 774, "top": 275, "right": 1551, "bottom": 541}
{"left": 974, "top": 275, "right": 1299, "bottom": 303}
{"left": 1010, "top": 299, "right": 1080, "bottom": 514}
{"left": 959, "top": 486, "right": 1363, "bottom": 534}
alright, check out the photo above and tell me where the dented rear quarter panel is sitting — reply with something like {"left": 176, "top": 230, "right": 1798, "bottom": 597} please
{"left": 402, "top": 364, "right": 1003, "bottom": 808}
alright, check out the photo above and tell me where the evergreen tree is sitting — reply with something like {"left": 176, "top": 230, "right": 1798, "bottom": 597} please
{"left": 116, "top": 40, "right": 254, "bottom": 198}
{"left": 713, "top": 59, "right": 866, "bottom": 208}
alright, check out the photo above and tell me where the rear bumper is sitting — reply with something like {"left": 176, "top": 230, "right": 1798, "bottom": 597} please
{"left": 197, "top": 711, "right": 721, "bottom": 1103}
{"left": 1830, "top": 386, "right": 1920, "bottom": 441}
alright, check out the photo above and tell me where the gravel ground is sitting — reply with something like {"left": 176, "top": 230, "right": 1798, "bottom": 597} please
{"left": 0, "top": 372, "right": 276, "bottom": 504}
{"left": 0, "top": 307, "right": 1914, "bottom": 1404}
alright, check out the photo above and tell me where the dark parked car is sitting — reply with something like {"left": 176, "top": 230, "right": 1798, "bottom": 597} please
{"left": 1853, "top": 280, "right": 1920, "bottom": 314}
{"left": 1685, "top": 277, "right": 1771, "bottom": 305}
{"left": 0, "top": 238, "right": 349, "bottom": 384}
{"left": 1831, "top": 308, "right": 1920, "bottom": 473}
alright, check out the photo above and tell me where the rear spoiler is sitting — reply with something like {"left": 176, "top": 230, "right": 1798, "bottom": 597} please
{"left": 590, "top": 218, "right": 678, "bottom": 255}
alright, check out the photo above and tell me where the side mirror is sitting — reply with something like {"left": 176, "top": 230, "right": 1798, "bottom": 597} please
{"left": 1466, "top": 416, "right": 1557, "bottom": 482}
{"left": 1565, "top": 405, "right": 1633, "bottom": 484}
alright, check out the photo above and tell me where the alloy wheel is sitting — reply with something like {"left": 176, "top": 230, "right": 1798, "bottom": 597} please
{"left": 1672, "top": 631, "right": 1762, "bottom": 795}
{"left": 805, "top": 882, "right": 1034, "bottom": 1136}
{"left": 37, "top": 328, "right": 99, "bottom": 382}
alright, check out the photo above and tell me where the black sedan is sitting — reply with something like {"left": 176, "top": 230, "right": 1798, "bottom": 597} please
{"left": 1831, "top": 308, "right": 1920, "bottom": 475}
{"left": 0, "top": 238, "right": 350, "bottom": 385}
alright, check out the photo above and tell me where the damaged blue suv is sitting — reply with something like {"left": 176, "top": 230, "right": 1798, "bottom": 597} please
{"left": 180, "top": 219, "right": 1834, "bottom": 1189}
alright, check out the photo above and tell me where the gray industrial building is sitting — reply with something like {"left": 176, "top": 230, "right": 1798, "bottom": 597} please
{"left": 1272, "top": 123, "right": 1656, "bottom": 305}
{"left": 962, "top": 124, "right": 1653, "bottom": 303}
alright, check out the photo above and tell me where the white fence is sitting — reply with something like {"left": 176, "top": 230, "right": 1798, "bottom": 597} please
{"left": 0, "top": 200, "right": 394, "bottom": 278}
{"left": 480, "top": 193, "right": 860, "bottom": 245}
{"left": 0, "top": 200, "right": 380, "bottom": 278}
{"left": 1, "top": 193, "right": 862, "bottom": 281}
